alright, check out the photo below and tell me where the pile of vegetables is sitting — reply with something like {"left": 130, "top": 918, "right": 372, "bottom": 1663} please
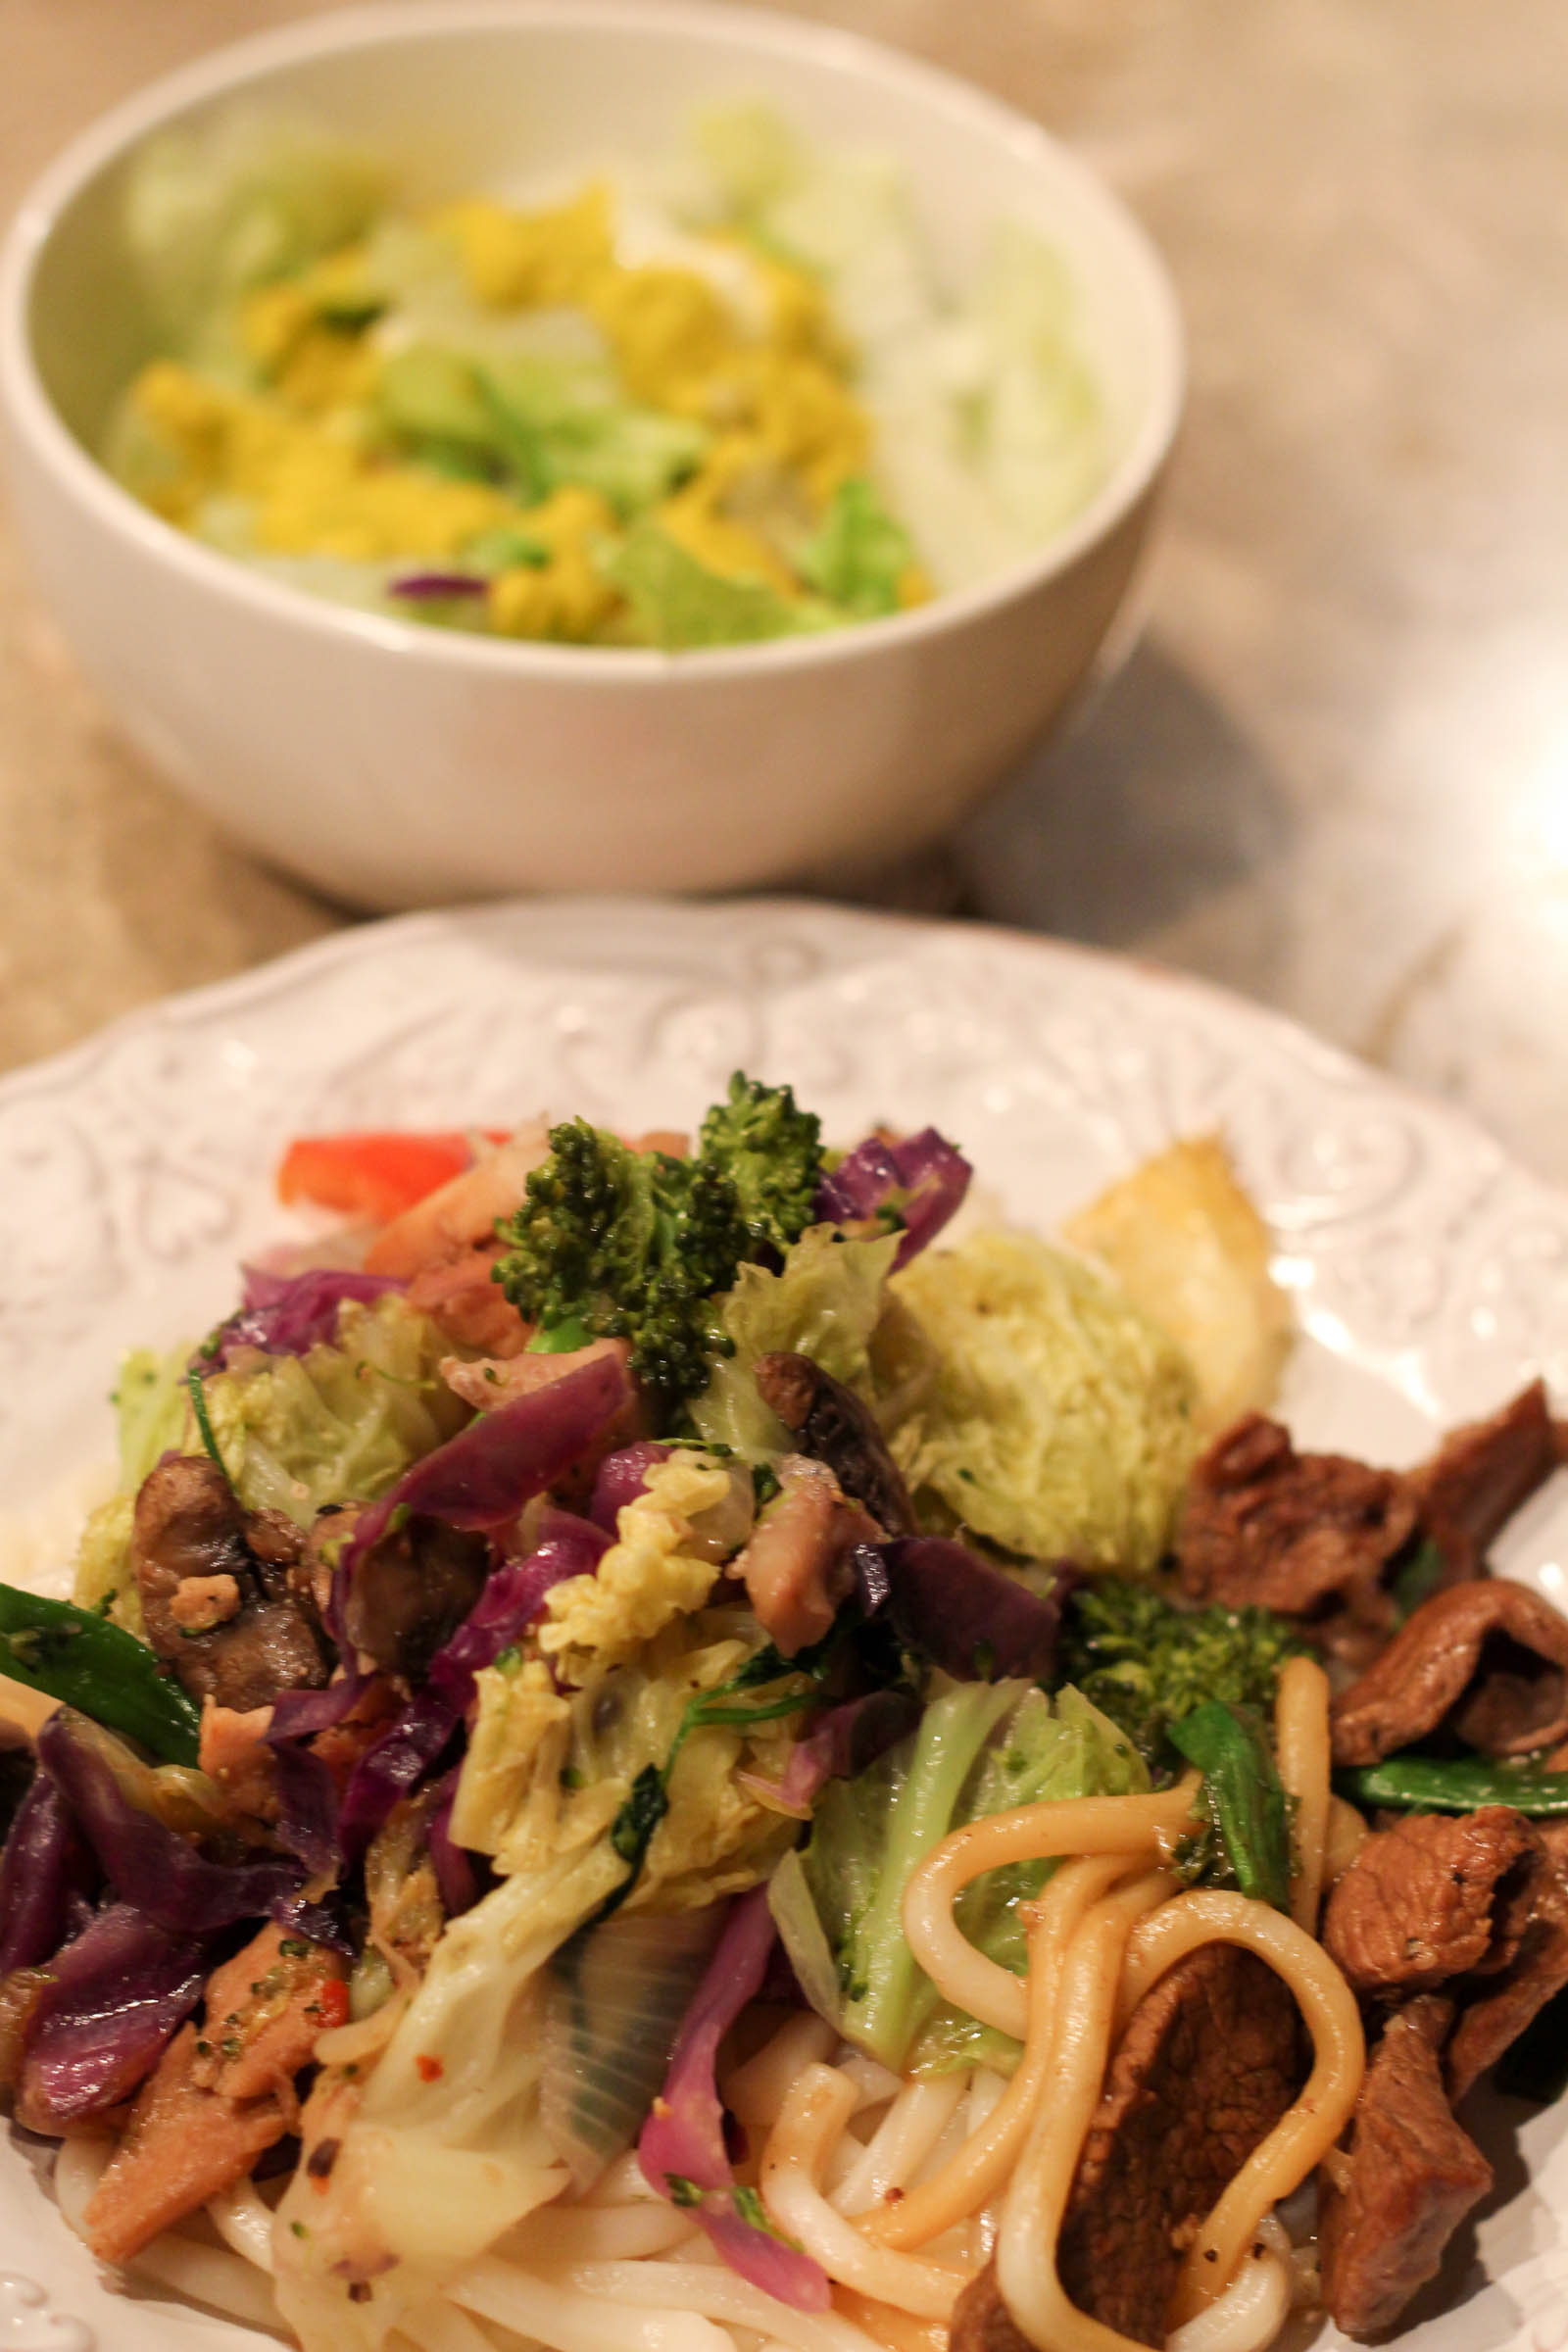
{"left": 0, "top": 1071, "right": 1344, "bottom": 2333}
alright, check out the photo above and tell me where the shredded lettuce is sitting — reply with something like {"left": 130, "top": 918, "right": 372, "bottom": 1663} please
{"left": 888, "top": 1230, "right": 1199, "bottom": 1569}
{"left": 201, "top": 1294, "right": 469, "bottom": 1525}
{"left": 687, "top": 1226, "right": 900, "bottom": 1460}
{"left": 770, "top": 1682, "right": 1145, "bottom": 2074}
{"left": 123, "top": 111, "right": 386, "bottom": 351}
{"left": 74, "top": 1298, "right": 466, "bottom": 1628}
{"left": 798, "top": 477, "right": 917, "bottom": 617}
{"left": 601, "top": 521, "right": 831, "bottom": 650}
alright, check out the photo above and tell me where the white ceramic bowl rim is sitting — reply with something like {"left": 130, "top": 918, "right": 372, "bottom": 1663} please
{"left": 0, "top": 0, "right": 1185, "bottom": 685}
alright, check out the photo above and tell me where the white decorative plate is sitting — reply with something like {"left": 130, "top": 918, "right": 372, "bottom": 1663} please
{"left": 0, "top": 898, "right": 1564, "bottom": 2352}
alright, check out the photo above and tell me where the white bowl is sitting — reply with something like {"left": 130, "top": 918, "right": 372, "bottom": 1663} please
{"left": 0, "top": 1, "right": 1183, "bottom": 912}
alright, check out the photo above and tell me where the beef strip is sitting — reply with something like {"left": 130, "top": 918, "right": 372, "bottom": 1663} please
{"left": 340, "top": 1513, "right": 489, "bottom": 1680}
{"left": 1322, "top": 1808, "right": 1540, "bottom": 1996}
{"left": 1321, "top": 1806, "right": 1568, "bottom": 2102}
{"left": 1447, "top": 1832, "right": 1568, "bottom": 2099}
{"left": 950, "top": 1944, "right": 1301, "bottom": 2352}
{"left": 132, "top": 1456, "right": 328, "bottom": 1712}
{"left": 753, "top": 1352, "right": 916, "bottom": 1535}
{"left": 1318, "top": 1995, "right": 1492, "bottom": 2342}
{"left": 1409, "top": 1380, "right": 1560, "bottom": 1583}
{"left": 1177, "top": 1414, "right": 1416, "bottom": 1661}
{"left": 1330, "top": 1580, "right": 1568, "bottom": 1765}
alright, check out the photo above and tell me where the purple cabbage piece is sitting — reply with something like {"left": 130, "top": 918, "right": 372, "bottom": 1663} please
{"left": 427, "top": 1769, "right": 479, "bottom": 1918}
{"left": 389, "top": 571, "right": 490, "bottom": 600}
{"left": 339, "top": 1350, "right": 633, "bottom": 1592}
{"left": 0, "top": 1772, "right": 97, "bottom": 1978}
{"left": 337, "top": 1510, "right": 608, "bottom": 1863}
{"left": 428, "top": 1510, "right": 608, "bottom": 1715}
{"left": 267, "top": 1672, "right": 373, "bottom": 1876}
{"left": 37, "top": 1711, "right": 305, "bottom": 1936}
{"left": 337, "top": 1690, "right": 455, "bottom": 1865}
{"left": 855, "top": 1539, "right": 1069, "bottom": 1684}
{"left": 639, "top": 1888, "right": 831, "bottom": 2312}
{"left": 812, "top": 1126, "right": 971, "bottom": 1270}
{"left": 19, "top": 1903, "right": 210, "bottom": 2127}
{"left": 270, "top": 1741, "right": 342, "bottom": 1879}
{"left": 201, "top": 1267, "right": 405, "bottom": 1369}
{"left": 588, "top": 1443, "right": 674, "bottom": 1534}
{"left": 774, "top": 1689, "right": 923, "bottom": 1815}
{"left": 270, "top": 1888, "right": 355, "bottom": 1958}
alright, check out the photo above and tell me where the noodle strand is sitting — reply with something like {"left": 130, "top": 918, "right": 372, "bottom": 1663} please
{"left": 1273, "top": 1657, "right": 1331, "bottom": 1934}
{"left": 995, "top": 1873, "right": 1177, "bottom": 2352}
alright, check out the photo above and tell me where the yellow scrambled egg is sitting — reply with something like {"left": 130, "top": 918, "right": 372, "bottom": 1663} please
{"left": 115, "top": 172, "right": 919, "bottom": 645}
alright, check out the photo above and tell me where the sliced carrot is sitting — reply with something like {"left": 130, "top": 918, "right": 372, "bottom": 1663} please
{"left": 276, "top": 1130, "right": 511, "bottom": 1226}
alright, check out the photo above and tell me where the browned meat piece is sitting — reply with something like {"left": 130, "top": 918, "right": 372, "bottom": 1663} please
{"left": 133, "top": 1456, "right": 329, "bottom": 1711}
{"left": 736, "top": 1456, "right": 879, "bottom": 1656}
{"left": 407, "top": 1242, "right": 532, "bottom": 1356}
{"left": 753, "top": 1352, "right": 916, "bottom": 1536}
{"left": 1322, "top": 1808, "right": 1539, "bottom": 1995}
{"left": 83, "top": 1925, "right": 348, "bottom": 2266}
{"left": 949, "top": 2268, "right": 1026, "bottom": 2352}
{"left": 1321, "top": 1807, "right": 1568, "bottom": 2100}
{"left": 341, "top": 1513, "right": 489, "bottom": 1679}
{"left": 1319, "top": 1996, "right": 1492, "bottom": 2341}
{"left": 1058, "top": 1944, "right": 1302, "bottom": 2345}
{"left": 949, "top": 1945, "right": 1301, "bottom": 2352}
{"left": 1330, "top": 1580, "right": 1568, "bottom": 1765}
{"left": 84, "top": 2024, "right": 295, "bottom": 2265}
{"left": 1410, "top": 1381, "right": 1560, "bottom": 1582}
{"left": 1447, "top": 1835, "right": 1568, "bottom": 2099}
{"left": 1177, "top": 1414, "right": 1416, "bottom": 1658}
{"left": 195, "top": 1923, "right": 348, "bottom": 2107}
{"left": 197, "top": 1703, "right": 279, "bottom": 1828}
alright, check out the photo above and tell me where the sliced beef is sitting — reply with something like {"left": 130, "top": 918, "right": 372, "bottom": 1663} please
{"left": 1410, "top": 1381, "right": 1560, "bottom": 1583}
{"left": 1177, "top": 1413, "right": 1416, "bottom": 1660}
{"left": 949, "top": 2268, "right": 1029, "bottom": 2352}
{"left": 1322, "top": 1808, "right": 1539, "bottom": 1996}
{"left": 950, "top": 1945, "right": 1300, "bottom": 2352}
{"left": 132, "top": 1456, "right": 329, "bottom": 1712}
{"left": 753, "top": 1353, "right": 916, "bottom": 1535}
{"left": 1321, "top": 1807, "right": 1568, "bottom": 2101}
{"left": 1330, "top": 1580, "right": 1568, "bottom": 1765}
{"left": 1319, "top": 1995, "right": 1492, "bottom": 2341}
{"left": 1447, "top": 1835, "right": 1568, "bottom": 2099}
{"left": 340, "top": 1513, "right": 489, "bottom": 1680}
{"left": 1057, "top": 1943, "right": 1301, "bottom": 2345}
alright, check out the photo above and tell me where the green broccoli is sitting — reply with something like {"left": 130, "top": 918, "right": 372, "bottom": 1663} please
{"left": 1058, "top": 1576, "right": 1301, "bottom": 1771}
{"left": 698, "top": 1072, "right": 823, "bottom": 1253}
{"left": 494, "top": 1074, "right": 823, "bottom": 1411}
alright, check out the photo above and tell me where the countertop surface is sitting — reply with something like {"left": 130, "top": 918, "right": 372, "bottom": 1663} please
{"left": 4, "top": 0, "right": 1566, "bottom": 1180}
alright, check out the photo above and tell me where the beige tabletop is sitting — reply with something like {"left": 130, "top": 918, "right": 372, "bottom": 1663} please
{"left": 4, "top": 0, "right": 1566, "bottom": 1182}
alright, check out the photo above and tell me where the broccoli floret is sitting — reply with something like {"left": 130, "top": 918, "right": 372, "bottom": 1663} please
{"left": 1057, "top": 1577, "right": 1301, "bottom": 1770}
{"left": 698, "top": 1073, "right": 822, "bottom": 1253}
{"left": 494, "top": 1076, "right": 824, "bottom": 1412}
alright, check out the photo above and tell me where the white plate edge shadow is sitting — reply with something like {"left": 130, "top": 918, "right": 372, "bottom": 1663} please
{"left": 1, "top": 893, "right": 1566, "bottom": 2352}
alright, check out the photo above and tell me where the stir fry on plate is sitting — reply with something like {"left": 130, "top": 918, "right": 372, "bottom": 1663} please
{"left": 1, "top": 1077, "right": 1565, "bottom": 2352}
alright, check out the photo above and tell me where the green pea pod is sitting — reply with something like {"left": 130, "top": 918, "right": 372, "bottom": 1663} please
{"left": 1169, "top": 1699, "right": 1293, "bottom": 1912}
{"left": 1339, "top": 1755, "right": 1568, "bottom": 1817}
{"left": 0, "top": 1586, "right": 200, "bottom": 1766}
